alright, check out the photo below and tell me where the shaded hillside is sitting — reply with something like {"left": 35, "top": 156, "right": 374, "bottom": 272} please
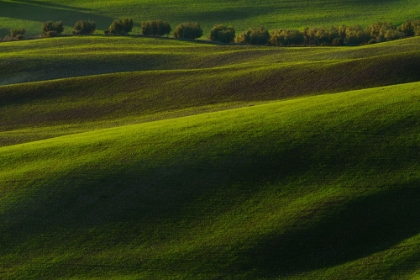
{"left": 1, "top": 82, "right": 420, "bottom": 279}
{"left": 1, "top": 0, "right": 420, "bottom": 36}
{"left": 1, "top": 37, "right": 420, "bottom": 137}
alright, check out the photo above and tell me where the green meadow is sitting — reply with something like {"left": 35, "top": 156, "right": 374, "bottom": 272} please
{"left": 1, "top": 0, "right": 420, "bottom": 279}
{"left": 1, "top": 0, "right": 420, "bottom": 37}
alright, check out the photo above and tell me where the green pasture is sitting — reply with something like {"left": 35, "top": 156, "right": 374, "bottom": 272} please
{"left": 1, "top": 81, "right": 420, "bottom": 279}
{"left": 1, "top": 36, "right": 420, "bottom": 146}
{"left": 1, "top": 0, "right": 420, "bottom": 37}
{"left": 1, "top": 3, "right": 420, "bottom": 277}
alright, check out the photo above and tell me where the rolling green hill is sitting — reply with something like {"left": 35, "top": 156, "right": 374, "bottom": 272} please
{"left": 2, "top": 1, "right": 420, "bottom": 278}
{"left": 1, "top": 36, "right": 420, "bottom": 146}
{"left": 1, "top": 0, "right": 420, "bottom": 37}
{"left": 1, "top": 81, "right": 420, "bottom": 279}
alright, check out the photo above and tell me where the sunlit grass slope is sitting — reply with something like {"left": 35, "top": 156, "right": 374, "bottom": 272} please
{"left": 1, "top": 36, "right": 420, "bottom": 146}
{"left": 1, "top": 0, "right": 420, "bottom": 37}
{"left": 1, "top": 82, "right": 420, "bottom": 279}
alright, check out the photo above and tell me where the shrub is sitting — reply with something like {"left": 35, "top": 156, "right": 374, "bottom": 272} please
{"left": 302, "top": 27, "right": 317, "bottom": 45}
{"left": 141, "top": 20, "right": 171, "bottom": 36}
{"left": 109, "top": 18, "right": 134, "bottom": 35}
{"left": 398, "top": 20, "right": 420, "bottom": 37}
{"left": 73, "top": 20, "right": 96, "bottom": 35}
{"left": 209, "top": 24, "right": 235, "bottom": 43}
{"left": 11, "top": 28, "right": 25, "bottom": 38}
{"left": 235, "top": 27, "right": 270, "bottom": 45}
{"left": 42, "top": 21, "right": 64, "bottom": 36}
{"left": 365, "top": 22, "right": 404, "bottom": 42}
{"left": 332, "top": 37, "right": 343, "bottom": 46}
{"left": 344, "top": 25, "right": 369, "bottom": 45}
{"left": 45, "top": 31, "right": 58, "bottom": 37}
{"left": 173, "top": 22, "right": 203, "bottom": 39}
{"left": 383, "top": 28, "right": 405, "bottom": 41}
{"left": 270, "top": 29, "right": 304, "bottom": 46}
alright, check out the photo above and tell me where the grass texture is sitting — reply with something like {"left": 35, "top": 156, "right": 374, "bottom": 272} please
{"left": 1, "top": 0, "right": 420, "bottom": 37}
{"left": 1, "top": 36, "right": 420, "bottom": 145}
{"left": 1, "top": 11, "right": 420, "bottom": 278}
{"left": 1, "top": 81, "right": 420, "bottom": 279}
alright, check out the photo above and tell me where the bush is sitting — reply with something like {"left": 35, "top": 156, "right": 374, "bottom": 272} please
{"left": 109, "top": 18, "right": 133, "bottom": 35}
{"left": 45, "top": 31, "right": 58, "bottom": 37}
{"left": 365, "top": 22, "right": 404, "bottom": 42}
{"left": 235, "top": 27, "right": 270, "bottom": 45}
{"left": 332, "top": 37, "right": 343, "bottom": 46}
{"left": 11, "top": 28, "right": 25, "bottom": 38}
{"left": 42, "top": 21, "right": 63, "bottom": 36}
{"left": 209, "top": 24, "right": 235, "bottom": 43}
{"left": 141, "top": 20, "right": 171, "bottom": 36}
{"left": 173, "top": 22, "right": 203, "bottom": 39}
{"left": 73, "top": 20, "right": 96, "bottom": 35}
{"left": 398, "top": 20, "right": 420, "bottom": 37}
{"left": 270, "top": 29, "right": 304, "bottom": 46}
{"left": 344, "top": 25, "right": 369, "bottom": 45}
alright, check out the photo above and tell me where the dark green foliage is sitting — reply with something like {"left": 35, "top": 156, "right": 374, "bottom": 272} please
{"left": 109, "top": 18, "right": 134, "bottom": 35}
{"left": 366, "top": 22, "right": 404, "bottom": 42}
{"left": 209, "top": 24, "right": 235, "bottom": 43}
{"left": 270, "top": 29, "right": 304, "bottom": 46}
{"left": 45, "top": 31, "right": 58, "bottom": 37}
{"left": 398, "top": 20, "right": 420, "bottom": 37}
{"left": 173, "top": 22, "right": 203, "bottom": 39}
{"left": 73, "top": 20, "right": 96, "bottom": 35}
{"left": 344, "top": 25, "right": 370, "bottom": 45}
{"left": 42, "top": 21, "right": 63, "bottom": 36}
{"left": 141, "top": 20, "right": 171, "bottom": 36}
{"left": 235, "top": 27, "right": 270, "bottom": 45}
{"left": 302, "top": 26, "right": 344, "bottom": 46}
{"left": 10, "top": 28, "right": 25, "bottom": 38}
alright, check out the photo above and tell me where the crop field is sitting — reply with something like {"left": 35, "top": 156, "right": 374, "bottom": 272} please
{"left": 1, "top": 0, "right": 420, "bottom": 279}
{"left": 1, "top": 0, "right": 420, "bottom": 37}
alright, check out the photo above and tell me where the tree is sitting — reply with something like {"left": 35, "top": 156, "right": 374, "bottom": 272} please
{"left": 42, "top": 21, "right": 64, "bottom": 36}
{"left": 209, "top": 24, "right": 235, "bottom": 43}
{"left": 344, "top": 25, "right": 369, "bottom": 45}
{"left": 11, "top": 28, "right": 25, "bottom": 38}
{"left": 365, "top": 22, "right": 403, "bottom": 42}
{"left": 270, "top": 29, "right": 303, "bottom": 46}
{"left": 398, "top": 20, "right": 420, "bottom": 37}
{"left": 173, "top": 22, "right": 203, "bottom": 39}
{"left": 235, "top": 27, "right": 270, "bottom": 45}
{"left": 73, "top": 20, "right": 96, "bottom": 35}
{"left": 141, "top": 20, "right": 171, "bottom": 36}
{"left": 302, "top": 27, "right": 318, "bottom": 45}
{"left": 108, "top": 18, "right": 134, "bottom": 35}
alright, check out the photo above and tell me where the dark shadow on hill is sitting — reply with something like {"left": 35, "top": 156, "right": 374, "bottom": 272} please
{"left": 0, "top": 1, "right": 112, "bottom": 31}
{"left": 0, "top": 137, "right": 316, "bottom": 250}
{"left": 0, "top": 28, "right": 9, "bottom": 38}
{"left": 234, "top": 181, "right": 420, "bottom": 277}
{"left": 12, "top": 0, "right": 93, "bottom": 12}
{"left": 158, "top": 6, "right": 289, "bottom": 24}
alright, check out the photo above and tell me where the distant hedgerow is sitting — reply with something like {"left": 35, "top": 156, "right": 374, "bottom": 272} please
{"left": 209, "top": 24, "right": 235, "bottom": 43}
{"left": 106, "top": 18, "right": 133, "bottom": 35}
{"left": 235, "top": 27, "right": 270, "bottom": 45}
{"left": 73, "top": 20, "right": 96, "bottom": 35}
{"left": 141, "top": 20, "right": 171, "bottom": 36}
{"left": 398, "top": 19, "right": 420, "bottom": 37}
{"left": 42, "top": 21, "right": 64, "bottom": 36}
{"left": 270, "top": 29, "right": 303, "bottom": 46}
{"left": 173, "top": 22, "right": 203, "bottom": 40}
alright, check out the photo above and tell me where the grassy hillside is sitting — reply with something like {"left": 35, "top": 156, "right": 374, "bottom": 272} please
{"left": 1, "top": 81, "right": 420, "bottom": 279}
{"left": 2, "top": 4, "right": 420, "bottom": 278}
{"left": 1, "top": 0, "right": 420, "bottom": 37}
{"left": 1, "top": 36, "right": 420, "bottom": 146}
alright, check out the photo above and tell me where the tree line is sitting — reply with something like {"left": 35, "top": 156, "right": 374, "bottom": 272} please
{"left": 3, "top": 18, "right": 420, "bottom": 46}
